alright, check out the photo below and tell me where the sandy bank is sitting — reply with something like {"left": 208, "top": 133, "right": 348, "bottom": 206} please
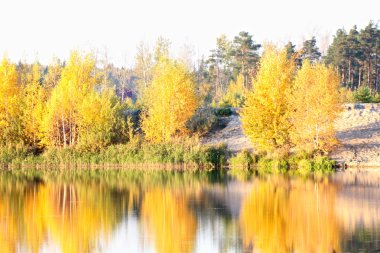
{"left": 203, "top": 104, "right": 380, "bottom": 167}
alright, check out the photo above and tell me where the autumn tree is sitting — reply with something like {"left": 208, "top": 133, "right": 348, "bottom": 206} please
{"left": 0, "top": 57, "right": 22, "bottom": 144}
{"left": 43, "top": 57, "right": 62, "bottom": 91}
{"left": 76, "top": 88, "right": 121, "bottom": 151}
{"left": 289, "top": 60, "right": 341, "bottom": 154}
{"left": 22, "top": 63, "right": 46, "bottom": 148}
{"left": 42, "top": 52, "right": 97, "bottom": 147}
{"left": 241, "top": 46, "right": 294, "bottom": 158}
{"left": 141, "top": 58, "right": 198, "bottom": 143}
{"left": 42, "top": 51, "right": 121, "bottom": 150}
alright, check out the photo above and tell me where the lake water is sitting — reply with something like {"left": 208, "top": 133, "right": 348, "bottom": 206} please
{"left": 1, "top": 169, "right": 380, "bottom": 253}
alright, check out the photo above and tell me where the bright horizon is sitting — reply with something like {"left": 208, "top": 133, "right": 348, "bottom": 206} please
{"left": 0, "top": 0, "right": 379, "bottom": 67}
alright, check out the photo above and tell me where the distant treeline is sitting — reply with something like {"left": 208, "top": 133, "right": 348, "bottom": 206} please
{"left": 8, "top": 21, "right": 380, "bottom": 108}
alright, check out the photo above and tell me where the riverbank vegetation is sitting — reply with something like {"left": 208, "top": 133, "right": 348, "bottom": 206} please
{"left": 0, "top": 21, "right": 379, "bottom": 170}
{"left": 0, "top": 51, "right": 228, "bottom": 169}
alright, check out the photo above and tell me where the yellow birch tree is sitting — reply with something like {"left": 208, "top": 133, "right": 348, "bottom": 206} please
{"left": 22, "top": 63, "right": 46, "bottom": 148}
{"left": 241, "top": 46, "right": 295, "bottom": 157}
{"left": 0, "top": 57, "right": 22, "bottom": 144}
{"left": 77, "top": 88, "right": 120, "bottom": 151}
{"left": 141, "top": 59, "right": 198, "bottom": 143}
{"left": 42, "top": 51, "right": 97, "bottom": 148}
{"left": 289, "top": 60, "right": 342, "bottom": 154}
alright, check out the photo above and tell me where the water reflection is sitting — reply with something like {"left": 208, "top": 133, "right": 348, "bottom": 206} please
{"left": 240, "top": 176, "right": 340, "bottom": 253}
{"left": 0, "top": 179, "right": 126, "bottom": 253}
{"left": 0, "top": 170, "right": 380, "bottom": 252}
{"left": 141, "top": 188, "right": 197, "bottom": 253}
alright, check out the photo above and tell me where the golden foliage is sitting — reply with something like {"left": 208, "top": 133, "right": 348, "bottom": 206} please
{"left": 0, "top": 57, "right": 22, "bottom": 144}
{"left": 141, "top": 188, "right": 197, "bottom": 253}
{"left": 241, "top": 45, "right": 342, "bottom": 157}
{"left": 240, "top": 176, "right": 341, "bottom": 253}
{"left": 42, "top": 51, "right": 98, "bottom": 147}
{"left": 77, "top": 88, "right": 120, "bottom": 150}
{"left": 0, "top": 182, "right": 126, "bottom": 253}
{"left": 43, "top": 57, "right": 62, "bottom": 92}
{"left": 22, "top": 63, "right": 47, "bottom": 148}
{"left": 241, "top": 46, "right": 295, "bottom": 157}
{"left": 289, "top": 60, "right": 342, "bottom": 153}
{"left": 141, "top": 59, "right": 198, "bottom": 143}
{"left": 41, "top": 51, "right": 120, "bottom": 150}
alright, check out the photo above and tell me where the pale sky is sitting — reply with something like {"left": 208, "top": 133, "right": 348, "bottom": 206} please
{"left": 0, "top": 0, "right": 379, "bottom": 67}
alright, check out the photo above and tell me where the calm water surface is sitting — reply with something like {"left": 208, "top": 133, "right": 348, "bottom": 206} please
{"left": 1, "top": 169, "right": 380, "bottom": 253}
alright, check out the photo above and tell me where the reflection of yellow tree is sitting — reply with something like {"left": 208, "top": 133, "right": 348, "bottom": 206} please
{"left": 23, "top": 186, "right": 47, "bottom": 253}
{"left": 0, "top": 182, "right": 126, "bottom": 253}
{"left": 0, "top": 195, "right": 18, "bottom": 253}
{"left": 240, "top": 177, "right": 340, "bottom": 253}
{"left": 142, "top": 188, "right": 197, "bottom": 253}
{"left": 39, "top": 183, "right": 124, "bottom": 253}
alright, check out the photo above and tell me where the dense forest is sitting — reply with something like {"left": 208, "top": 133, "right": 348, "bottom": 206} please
{"left": 326, "top": 22, "right": 380, "bottom": 90}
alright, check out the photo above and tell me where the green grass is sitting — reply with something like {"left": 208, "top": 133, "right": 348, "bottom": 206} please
{"left": 0, "top": 141, "right": 228, "bottom": 170}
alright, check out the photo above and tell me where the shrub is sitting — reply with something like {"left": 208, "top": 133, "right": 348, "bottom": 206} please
{"left": 229, "top": 150, "right": 255, "bottom": 169}
{"left": 257, "top": 158, "right": 274, "bottom": 174}
{"left": 354, "top": 86, "right": 375, "bottom": 103}
{"left": 313, "top": 155, "right": 335, "bottom": 172}
{"left": 339, "top": 87, "right": 355, "bottom": 103}
{"left": 198, "top": 143, "right": 228, "bottom": 168}
{"left": 186, "top": 108, "right": 217, "bottom": 135}
{"left": 297, "top": 159, "right": 313, "bottom": 175}
{"left": 214, "top": 106, "right": 233, "bottom": 117}
{"left": 271, "top": 159, "right": 288, "bottom": 173}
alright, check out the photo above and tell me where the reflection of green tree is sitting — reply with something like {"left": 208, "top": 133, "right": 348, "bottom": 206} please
{"left": 240, "top": 176, "right": 341, "bottom": 253}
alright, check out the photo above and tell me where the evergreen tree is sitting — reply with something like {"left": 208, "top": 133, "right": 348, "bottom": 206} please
{"left": 231, "top": 31, "right": 261, "bottom": 89}
{"left": 300, "top": 36, "right": 321, "bottom": 64}
{"left": 285, "top": 41, "right": 296, "bottom": 60}
{"left": 206, "top": 35, "right": 233, "bottom": 100}
{"left": 326, "top": 22, "right": 380, "bottom": 91}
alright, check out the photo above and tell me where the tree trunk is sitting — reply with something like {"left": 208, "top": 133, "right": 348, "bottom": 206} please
{"left": 61, "top": 112, "right": 66, "bottom": 148}
{"left": 368, "top": 60, "right": 371, "bottom": 88}
{"left": 348, "top": 58, "right": 352, "bottom": 87}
